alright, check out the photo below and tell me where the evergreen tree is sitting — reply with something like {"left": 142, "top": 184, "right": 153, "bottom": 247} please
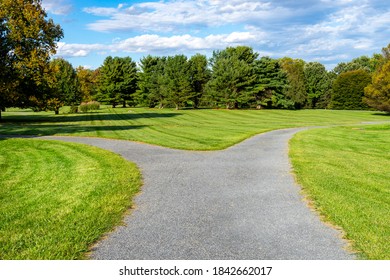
{"left": 208, "top": 46, "right": 257, "bottom": 109}
{"left": 304, "top": 62, "right": 332, "bottom": 108}
{"left": 98, "top": 56, "right": 137, "bottom": 108}
{"left": 163, "top": 55, "right": 193, "bottom": 110}
{"left": 188, "top": 54, "right": 210, "bottom": 108}
{"left": 253, "top": 57, "right": 287, "bottom": 108}
{"left": 136, "top": 55, "right": 166, "bottom": 108}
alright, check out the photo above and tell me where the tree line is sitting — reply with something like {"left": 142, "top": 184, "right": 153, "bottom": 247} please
{"left": 48, "top": 45, "right": 390, "bottom": 113}
{"left": 1, "top": 0, "right": 389, "bottom": 121}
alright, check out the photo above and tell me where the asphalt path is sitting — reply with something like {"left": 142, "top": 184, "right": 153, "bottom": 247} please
{"left": 4, "top": 128, "right": 354, "bottom": 259}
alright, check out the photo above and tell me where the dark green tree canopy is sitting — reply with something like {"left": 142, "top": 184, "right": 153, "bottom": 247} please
{"left": 208, "top": 46, "right": 257, "bottom": 109}
{"left": 331, "top": 69, "right": 372, "bottom": 110}
{"left": 97, "top": 56, "right": 138, "bottom": 108}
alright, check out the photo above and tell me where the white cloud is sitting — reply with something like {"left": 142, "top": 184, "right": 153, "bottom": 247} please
{"left": 55, "top": 30, "right": 266, "bottom": 58}
{"left": 42, "top": 0, "right": 73, "bottom": 15}
{"left": 83, "top": 0, "right": 291, "bottom": 33}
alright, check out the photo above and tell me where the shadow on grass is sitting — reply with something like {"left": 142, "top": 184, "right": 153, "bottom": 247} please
{"left": 1, "top": 112, "right": 181, "bottom": 123}
{"left": 0, "top": 124, "right": 148, "bottom": 139}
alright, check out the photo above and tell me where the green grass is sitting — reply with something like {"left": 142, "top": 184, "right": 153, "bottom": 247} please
{"left": 0, "top": 139, "right": 141, "bottom": 260}
{"left": 1, "top": 107, "right": 389, "bottom": 150}
{"left": 289, "top": 124, "right": 390, "bottom": 259}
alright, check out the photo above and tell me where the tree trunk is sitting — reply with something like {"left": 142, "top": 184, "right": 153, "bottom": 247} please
{"left": 122, "top": 100, "right": 126, "bottom": 108}
{"left": 55, "top": 109, "right": 59, "bottom": 115}
{"left": 0, "top": 108, "right": 2, "bottom": 122}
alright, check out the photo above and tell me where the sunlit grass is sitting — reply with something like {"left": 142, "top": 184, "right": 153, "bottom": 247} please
{"left": 290, "top": 124, "right": 390, "bottom": 259}
{"left": 1, "top": 107, "right": 388, "bottom": 150}
{"left": 0, "top": 139, "right": 141, "bottom": 259}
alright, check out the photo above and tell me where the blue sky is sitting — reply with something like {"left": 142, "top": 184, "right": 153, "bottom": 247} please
{"left": 42, "top": 0, "right": 390, "bottom": 70}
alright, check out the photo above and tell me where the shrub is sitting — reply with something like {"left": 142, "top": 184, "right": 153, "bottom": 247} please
{"left": 69, "top": 105, "right": 78, "bottom": 114}
{"left": 79, "top": 101, "right": 100, "bottom": 113}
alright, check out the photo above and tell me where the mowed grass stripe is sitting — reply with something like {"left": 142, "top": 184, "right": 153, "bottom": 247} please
{"left": 289, "top": 124, "right": 390, "bottom": 259}
{"left": 1, "top": 107, "right": 389, "bottom": 150}
{"left": 0, "top": 139, "right": 141, "bottom": 259}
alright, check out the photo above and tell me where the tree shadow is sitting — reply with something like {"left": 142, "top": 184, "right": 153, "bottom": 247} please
{"left": 1, "top": 111, "right": 181, "bottom": 123}
{"left": 0, "top": 124, "right": 148, "bottom": 140}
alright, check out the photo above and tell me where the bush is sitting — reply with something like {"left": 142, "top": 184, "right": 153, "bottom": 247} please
{"left": 69, "top": 105, "right": 78, "bottom": 114}
{"left": 79, "top": 101, "right": 100, "bottom": 113}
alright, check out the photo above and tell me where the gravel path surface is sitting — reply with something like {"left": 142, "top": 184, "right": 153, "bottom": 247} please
{"left": 4, "top": 128, "right": 354, "bottom": 259}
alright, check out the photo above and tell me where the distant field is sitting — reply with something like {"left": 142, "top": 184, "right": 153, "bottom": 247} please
{"left": 1, "top": 107, "right": 389, "bottom": 150}
{"left": 0, "top": 139, "right": 141, "bottom": 259}
{"left": 290, "top": 124, "right": 390, "bottom": 259}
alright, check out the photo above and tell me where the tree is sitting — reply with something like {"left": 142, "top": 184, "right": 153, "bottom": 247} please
{"left": 280, "top": 57, "right": 307, "bottom": 109}
{"left": 0, "top": 0, "right": 63, "bottom": 120}
{"left": 97, "top": 56, "right": 138, "bottom": 108}
{"left": 253, "top": 56, "right": 287, "bottom": 108}
{"left": 163, "top": 55, "right": 193, "bottom": 110}
{"left": 136, "top": 55, "right": 167, "bottom": 108}
{"left": 45, "top": 58, "right": 81, "bottom": 114}
{"left": 331, "top": 70, "right": 371, "bottom": 110}
{"left": 304, "top": 62, "right": 333, "bottom": 108}
{"left": 76, "top": 66, "right": 100, "bottom": 102}
{"left": 364, "top": 60, "right": 390, "bottom": 113}
{"left": 188, "top": 54, "right": 210, "bottom": 108}
{"left": 207, "top": 46, "right": 258, "bottom": 109}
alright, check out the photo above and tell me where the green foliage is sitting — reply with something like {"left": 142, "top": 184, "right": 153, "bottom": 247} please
{"left": 97, "top": 56, "right": 138, "bottom": 108}
{"left": 188, "top": 54, "right": 210, "bottom": 108}
{"left": 45, "top": 58, "right": 81, "bottom": 114}
{"left": 304, "top": 62, "right": 333, "bottom": 108}
{"left": 76, "top": 66, "right": 100, "bottom": 102}
{"left": 253, "top": 57, "right": 287, "bottom": 109}
{"left": 331, "top": 69, "right": 372, "bottom": 110}
{"left": 0, "top": 0, "right": 63, "bottom": 119}
{"left": 280, "top": 58, "right": 307, "bottom": 109}
{"left": 364, "top": 60, "right": 390, "bottom": 113}
{"left": 135, "top": 55, "right": 166, "bottom": 108}
{"left": 163, "top": 55, "right": 194, "bottom": 110}
{"left": 208, "top": 46, "right": 257, "bottom": 109}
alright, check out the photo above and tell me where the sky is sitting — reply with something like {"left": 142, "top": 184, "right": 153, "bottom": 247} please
{"left": 41, "top": 0, "right": 390, "bottom": 70}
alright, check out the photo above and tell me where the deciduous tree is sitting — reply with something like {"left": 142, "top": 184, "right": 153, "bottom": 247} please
{"left": 364, "top": 60, "right": 390, "bottom": 113}
{"left": 280, "top": 58, "right": 307, "bottom": 109}
{"left": 331, "top": 70, "right": 371, "bottom": 110}
{"left": 0, "top": 0, "right": 63, "bottom": 120}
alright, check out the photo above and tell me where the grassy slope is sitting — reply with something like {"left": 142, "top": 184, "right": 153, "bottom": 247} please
{"left": 289, "top": 124, "right": 390, "bottom": 259}
{"left": 0, "top": 139, "right": 141, "bottom": 259}
{"left": 1, "top": 107, "right": 389, "bottom": 150}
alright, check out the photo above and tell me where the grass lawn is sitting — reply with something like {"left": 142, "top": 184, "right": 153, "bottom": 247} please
{"left": 290, "top": 124, "right": 390, "bottom": 259}
{"left": 1, "top": 106, "right": 389, "bottom": 150}
{"left": 0, "top": 139, "right": 141, "bottom": 260}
